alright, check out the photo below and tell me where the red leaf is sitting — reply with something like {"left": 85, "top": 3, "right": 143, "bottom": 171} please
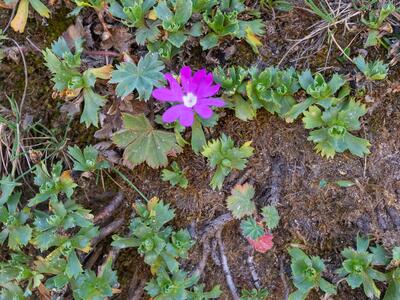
{"left": 247, "top": 233, "right": 274, "bottom": 253}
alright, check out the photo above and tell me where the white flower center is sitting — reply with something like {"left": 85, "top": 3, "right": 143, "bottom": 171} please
{"left": 182, "top": 92, "right": 198, "bottom": 108}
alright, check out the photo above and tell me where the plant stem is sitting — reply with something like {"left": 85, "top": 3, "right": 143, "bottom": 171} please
{"left": 112, "top": 167, "right": 149, "bottom": 202}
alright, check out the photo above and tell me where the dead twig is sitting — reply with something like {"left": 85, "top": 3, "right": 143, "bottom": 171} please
{"left": 128, "top": 278, "right": 147, "bottom": 300}
{"left": 91, "top": 218, "right": 125, "bottom": 246}
{"left": 93, "top": 192, "right": 124, "bottom": 224}
{"left": 280, "top": 258, "right": 290, "bottom": 300}
{"left": 198, "top": 213, "right": 234, "bottom": 241}
{"left": 190, "top": 238, "right": 211, "bottom": 278}
{"left": 216, "top": 228, "right": 239, "bottom": 300}
{"left": 268, "top": 156, "right": 284, "bottom": 206}
{"left": 247, "top": 251, "right": 261, "bottom": 289}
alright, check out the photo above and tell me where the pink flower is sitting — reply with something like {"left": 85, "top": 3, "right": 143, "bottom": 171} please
{"left": 247, "top": 233, "right": 274, "bottom": 253}
{"left": 152, "top": 66, "right": 225, "bottom": 127}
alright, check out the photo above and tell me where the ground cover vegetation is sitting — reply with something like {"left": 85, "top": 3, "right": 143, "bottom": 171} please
{"left": 0, "top": 0, "right": 399, "bottom": 299}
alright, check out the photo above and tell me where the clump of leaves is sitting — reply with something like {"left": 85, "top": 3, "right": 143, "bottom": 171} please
{"left": 213, "top": 66, "right": 255, "bottom": 121}
{"left": 201, "top": 134, "right": 254, "bottom": 190}
{"left": 240, "top": 287, "right": 270, "bottom": 300}
{"left": 32, "top": 199, "right": 95, "bottom": 251}
{"left": 247, "top": 66, "right": 300, "bottom": 118}
{"left": 201, "top": 8, "right": 239, "bottom": 50}
{"left": 384, "top": 247, "right": 400, "bottom": 300}
{"left": 226, "top": 183, "right": 279, "bottom": 253}
{"left": 108, "top": 0, "right": 160, "bottom": 45}
{"left": 112, "top": 197, "right": 220, "bottom": 298}
{"left": 10, "top": 0, "right": 50, "bottom": 33}
{"left": 28, "top": 161, "right": 77, "bottom": 207}
{"left": 110, "top": 53, "right": 164, "bottom": 100}
{"left": 0, "top": 158, "right": 118, "bottom": 299}
{"left": 354, "top": 55, "right": 389, "bottom": 80}
{"left": 302, "top": 99, "right": 371, "bottom": 158}
{"left": 71, "top": 257, "right": 118, "bottom": 300}
{"left": 286, "top": 70, "right": 349, "bottom": 122}
{"left": 0, "top": 252, "right": 43, "bottom": 298}
{"left": 0, "top": 191, "right": 32, "bottom": 250}
{"left": 112, "top": 113, "right": 182, "bottom": 169}
{"left": 112, "top": 197, "right": 192, "bottom": 273}
{"left": 161, "top": 161, "right": 188, "bottom": 188}
{"left": 361, "top": 2, "right": 396, "bottom": 47}
{"left": 201, "top": 6, "right": 265, "bottom": 53}
{"left": 288, "top": 247, "right": 337, "bottom": 299}
{"left": 154, "top": 0, "right": 200, "bottom": 49}
{"left": 43, "top": 37, "right": 111, "bottom": 127}
{"left": 336, "top": 235, "right": 387, "bottom": 299}
{"left": 68, "top": 145, "right": 110, "bottom": 173}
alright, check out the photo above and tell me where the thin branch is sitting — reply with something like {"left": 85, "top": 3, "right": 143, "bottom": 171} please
{"left": 216, "top": 228, "right": 239, "bottom": 300}
{"left": 247, "top": 252, "right": 261, "bottom": 289}
{"left": 93, "top": 192, "right": 124, "bottom": 224}
{"left": 91, "top": 218, "right": 125, "bottom": 246}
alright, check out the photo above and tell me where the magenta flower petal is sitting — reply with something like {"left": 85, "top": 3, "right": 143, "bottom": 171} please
{"left": 194, "top": 105, "right": 213, "bottom": 119}
{"left": 152, "top": 88, "right": 182, "bottom": 102}
{"left": 162, "top": 104, "right": 195, "bottom": 127}
{"left": 165, "top": 73, "right": 182, "bottom": 95}
{"left": 179, "top": 109, "right": 195, "bottom": 127}
{"left": 180, "top": 66, "right": 192, "bottom": 93}
{"left": 162, "top": 105, "right": 187, "bottom": 123}
{"left": 155, "top": 67, "right": 224, "bottom": 128}
{"left": 198, "top": 97, "right": 225, "bottom": 107}
{"left": 197, "top": 83, "right": 220, "bottom": 98}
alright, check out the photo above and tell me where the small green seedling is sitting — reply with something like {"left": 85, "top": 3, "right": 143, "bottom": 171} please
{"left": 29, "top": 161, "right": 77, "bottom": 206}
{"left": 361, "top": 3, "right": 396, "bottom": 47}
{"left": 201, "top": 134, "right": 254, "bottom": 190}
{"left": 240, "top": 287, "right": 269, "bottom": 300}
{"left": 302, "top": 99, "right": 370, "bottom": 158}
{"left": 288, "top": 247, "right": 337, "bottom": 299}
{"left": 247, "top": 67, "right": 300, "bottom": 118}
{"left": 161, "top": 162, "right": 189, "bottom": 188}
{"left": 214, "top": 66, "right": 256, "bottom": 121}
{"left": 354, "top": 55, "right": 389, "bottom": 80}
{"left": 108, "top": 0, "right": 160, "bottom": 45}
{"left": 68, "top": 145, "right": 110, "bottom": 173}
{"left": 43, "top": 37, "right": 110, "bottom": 127}
{"left": 0, "top": 191, "right": 32, "bottom": 250}
{"left": 112, "top": 198, "right": 193, "bottom": 273}
{"left": 286, "top": 70, "right": 349, "bottom": 122}
{"left": 201, "top": 9, "right": 239, "bottom": 49}
{"left": 336, "top": 235, "right": 387, "bottom": 299}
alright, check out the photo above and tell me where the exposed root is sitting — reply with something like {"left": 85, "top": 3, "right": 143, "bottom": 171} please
{"left": 94, "top": 192, "right": 124, "bottom": 224}
{"left": 198, "top": 213, "right": 234, "bottom": 242}
{"left": 92, "top": 218, "right": 125, "bottom": 246}
{"left": 247, "top": 250, "right": 261, "bottom": 289}
{"left": 216, "top": 228, "right": 239, "bottom": 300}
{"left": 210, "top": 238, "right": 221, "bottom": 267}
{"left": 280, "top": 258, "right": 290, "bottom": 300}
{"left": 191, "top": 238, "right": 211, "bottom": 278}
